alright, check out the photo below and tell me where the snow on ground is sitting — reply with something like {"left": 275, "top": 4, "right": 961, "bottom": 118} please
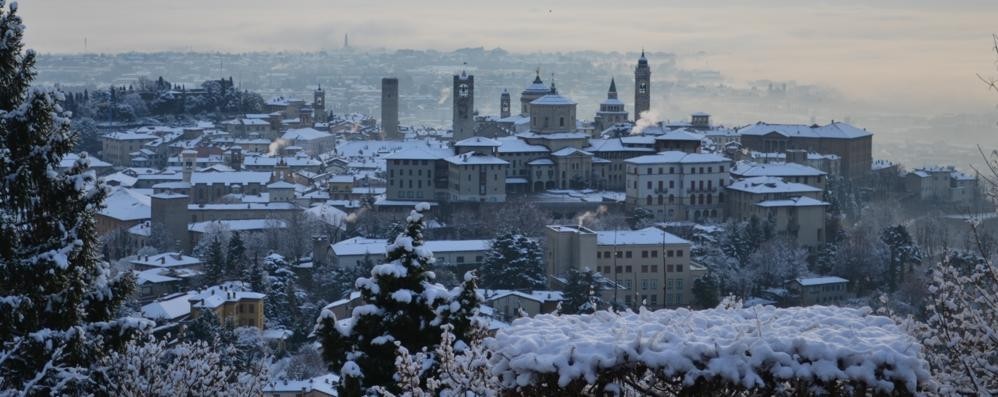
{"left": 486, "top": 305, "right": 931, "bottom": 393}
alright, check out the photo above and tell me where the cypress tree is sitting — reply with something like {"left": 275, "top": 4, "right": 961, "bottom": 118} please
{"left": 0, "top": 3, "right": 148, "bottom": 394}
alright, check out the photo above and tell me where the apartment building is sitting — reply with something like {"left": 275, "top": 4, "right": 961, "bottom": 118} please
{"left": 725, "top": 176, "right": 828, "bottom": 247}
{"left": 625, "top": 151, "right": 733, "bottom": 222}
{"left": 544, "top": 225, "right": 706, "bottom": 310}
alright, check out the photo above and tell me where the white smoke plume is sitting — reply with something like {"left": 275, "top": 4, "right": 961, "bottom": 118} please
{"left": 631, "top": 110, "right": 662, "bottom": 135}
{"left": 345, "top": 206, "right": 368, "bottom": 223}
{"left": 268, "top": 138, "right": 289, "bottom": 156}
{"left": 576, "top": 205, "right": 608, "bottom": 227}
{"left": 438, "top": 87, "right": 451, "bottom": 105}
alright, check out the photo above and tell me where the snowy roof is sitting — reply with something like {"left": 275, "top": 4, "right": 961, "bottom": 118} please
{"left": 595, "top": 227, "right": 689, "bottom": 246}
{"left": 479, "top": 289, "right": 564, "bottom": 303}
{"left": 282, "top": 128, "right": 332, "bottom": 141}
{"left": 600, "top": 98, "right": 625, "bottom": 106}
{"left": 726, "top": 176, "right": 822, "bottom": 195}
{"left": 625, "top": 151, "right": 731, "bottom": 165}
{"left": 188, "top": 219, "right": 288, "bottom": 233}
{"left": 738, "top": 121, "right": 872, "bottom": 139}
{"left": 796, "top": 276, "right": 849, "bottom": 286}
{"left": 732, "top": 162, "right": 826, "bottom": 178}
{"left": 755, "top": 196, "right": 830, "bottom": 208}
{"left": 518, "top": 132, "right": 589, "bottom": 140}
{"left": 455, "top": 136, "right": 501, "bottom": 147}
{"left": 530, "top": 94, "right": 576, "bottom": 106}
{"left": 100, "top": 188, "right": 151, "bottom": 221}
{"left": 445, "top": 152, "right": 509, "bottom": 166}
{"left": 486, "top": 306, "right": 930, "bottom": 394}
{"left": 331, "top": 237, "right": 491, "bottom": 257}
{"left": 134, "top": 267, "right": 201, "bottom": 285}
{"left": 586, "top": 138, "right": 654, "bottom": 153}
{"left": 189, "top": 171, "right": 272, "bottom": 186}
{"left": 141, "top": 294, "right": 192, "bottom": 320}
{"left": 263, "top": 374, "right": 339, "bottom": 396}
{"left": 383, "top": 147, "right": 452, "bottom": 160}
{"left": 243, "top": 155, "right": 321, "bottom": 167}
{"left": 267, "top": 180, "right": 297, "bottom": 189}
{"left": 304, "top": 202, "right": 348, "bottom": 228}
{"left": 651, "top": 129, "right": 704, "bottom": 141}
{"left": 551, "top": 147, "right": 593, "bottom": 157}
{"left": 187, "top": 202, "right": 298, "bottom": 211}
{"left": 189, "top": 282, "right": 266, "bottom": 309}
{"left": 130, "top": 252, "right": 201, "bottom": 269}
{"left": 527, "top": 158, "right": 555, "bottom": 166}
{"left": 102, "top": 132, "right": 158, "bottom": 141}
{"left": 60, "top": 153, "right": 111, "bottom": 170}
{"left": 496, "top": 136, "right": 550, "bottom": 153}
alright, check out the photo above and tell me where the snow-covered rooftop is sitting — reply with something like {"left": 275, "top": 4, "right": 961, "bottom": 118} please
{"left": 796, "top": 276, "right": 849, "bottom": 286}
{"left": 726, "top": 176, "right": 821, "bottom": 195}
{"left": 530, "top": 94, "right": 577, "bottom": 106}
{"left": 100, "top": 188, "right": 151, "bottom": 221}
{"left": 188, "top": 219, "right": 288, "bottom": 233}
{"left": 755, "top": 196, "right": 830, "bottom": 208}
{"left": 331, "top": 237, "right": 491, "bottom": 257}
{"left": 595, "top": 227, "right": 689, "bottom": 246}
{"left": 626, "top": 151, "right": 730, "bottom": 165}
{"left": 738, "top": 121, "right": 872, "bottom": 139}
{"left": 445, "top": 152, "right": 509, "bottom": 166}
{"left": 282, "top": 127, "right": 332, "bottom": 141}
{"left": 129, "top": 252, "right": 201, "bottom": 269}
{"left": 189, "top": 171, "right": 272, "bottom": 186}
{"left": 732, "top": 161, "right": 827, "bottom": 178}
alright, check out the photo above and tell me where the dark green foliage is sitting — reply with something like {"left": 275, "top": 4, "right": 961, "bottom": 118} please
{"left": 881, "top": 225, "right": 923, "bottom": 291}
{"left": 562, "top": 268, "right": 605, "bottom": 314}
{"left": 204, "top": 237, "right": 226, "bottom": 284}
{"left": 226, "top": 232, "right": 246, "bottom": 276}
{"left": 478, "top": 230, "right": 546, "bottom": 291}
{"left": 0, "top": 4, "right": 146, "bottom": 393}
{"left": 692, "top": 272, "right": 721, "bottom": 309}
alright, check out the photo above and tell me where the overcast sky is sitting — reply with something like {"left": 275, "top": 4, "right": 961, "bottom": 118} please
{"left": 18, "top": 0, "right": 998, "bottom": 113}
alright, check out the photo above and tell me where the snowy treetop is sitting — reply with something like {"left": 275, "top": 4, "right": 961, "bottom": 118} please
{"left": 486, "top": 305, "right": 932, "bottom": 394}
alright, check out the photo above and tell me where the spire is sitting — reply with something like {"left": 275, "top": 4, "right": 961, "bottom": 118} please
{"left": 549, "top": 74, "right": 557, "bottom": 94}
{"left": 608, "top": 78, "right": 618, "bottom": 100}
{"left": 533, "top": 67, "right": 543, "bottom": 84}
{"left": 638, "top": 48, "right": 648, "bottom": 65}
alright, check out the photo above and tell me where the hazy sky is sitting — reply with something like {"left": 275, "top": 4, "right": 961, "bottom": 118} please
{"left": 18, "top": 0, "right": 998, "bottom": 113}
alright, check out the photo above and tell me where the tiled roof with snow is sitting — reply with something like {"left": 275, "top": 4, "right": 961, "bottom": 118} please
{"left": 282, "top": 127, "right": 332, "bottom": 141}
{"left": 732, "top": 161, "right": 826, "bottom": 178}
{"left": 479, "top": 289, "right": 564, "bottom": 303}
{"left": 530, "top": 94, "right": 577, "bottom": 106}
{"left": 100, "top": 188, "right": 151, "bottom": 221}
{"left": 263, "top": 374, "right": 339, "bottom": 396}
{"left": 738, "top": 121, "right": 872, "bottom": 139}
{"left": 130, "top": 252, "right": 201, "bottom": 269}
{"left": 551, "top": 147, "right": 593, "bottom": 157}
{"left": 595, "top": 227, "right": 689, "bottom": 246}
{"left": 455, "top": 136, "right": 501, "bottom": 147}
{"left": 496, "top": 136, "right": 550, "bottom": 153}
{"left": 189, "top": 171, "right": 272, "bottom": 186}
{"left": 383, "top": 147, "right": 452, "bottom": 160}
{"left": 796, "top": 276, "right": 849, "bottom": 286}
{"left": 625, "top": 151, "right": 731, "bottom": 165}
{"left": 726, "top": 176, "right": 821, "bottom": 195}
{"left": 188, "top": 219, "right": 288, "bottom": 233}
{"left": 331, "top": 237, "right": 491, "bottom": 257}
{"left": 755, "top": 196, "right": 830, "bottom": 208}
{"left": 445, "top": 152, "right": 509, "bottom": 165}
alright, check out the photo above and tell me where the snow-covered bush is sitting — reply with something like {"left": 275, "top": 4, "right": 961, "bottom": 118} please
{"left": 484, "top": 305, "right": 933, "bottom": 395}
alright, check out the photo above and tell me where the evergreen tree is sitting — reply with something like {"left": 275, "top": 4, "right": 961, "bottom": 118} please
{"left": 441, "top": 271, "right": 484, "bottom": 340}
{"left": 264, "top": 253, "right": 300, "bottom": 330}
{"left": 562, "top": 268, "right": 605, "bottom": 314}
{"left": 242, "top": 255, "right": 266, "bottom": 294}
{"left": 880, "top": 225, "right": 923, "bottom": 291}
{"left": 0, "top": 4, "right": 149, "bottom": 394}
{"left": 478, "top": 230, "right": 546, "bottom": 290}
{"left": 692, "top": 272, "right": 721, "bottom": 309}
{"left": 316, "top": 203, "right": 468, "bottom": 395}
{"left": 226, "top": 232, "right": 246, "bottom": 276}
{"left": 204, "top": 237, "right": 226, "bottom": 284}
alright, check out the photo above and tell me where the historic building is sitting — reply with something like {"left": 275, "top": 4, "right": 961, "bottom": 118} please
{"left": 381, "top": 77, "right": 400, "bottom": 139}
{"left": 737, "top": 121, "right": 872, "bottom": 179}
{"left": 452, "top": 71, "right": 476, "bottom": 141}
{"left": 634, "top": 51, "right": 651, "bottom": 119}
{"left": 625, "top": 152, "right": 732, "bottom": 222}
{"left": 594, "top": 78, "right": 628, "bottom": 133}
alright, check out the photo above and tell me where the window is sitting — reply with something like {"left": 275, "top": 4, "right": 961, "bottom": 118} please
{"left": 651, "top": 265, "right": 658, "bottom": 273}
{"left": 669, "top": 167, "right": 674, "bottom": 174}
{"left": 676, "top": 264, "right": 684, "bottom": 272}
{"left": 597, "top": 251, "right": 602, "bottom": 259}
{"left": 641, "top": 265, "right": 648, "bottom": 272}
{"left": 616, "top": 251, "right": 623, "bottom": 258}
{"left": 604, "top": 250, "right": 611, "bottom": 257}
{"left": 616, "top": 266, "right": 623, "bottom": 273}
{"left": 667, "top": 264, "right": 674, "bottom": 272}
{"left": 456, "top": 256, "right": 465, "bottom": 263}
{"left": 651, "top": 251, "right": 658, "bottom": 258}
{"left": 677, "top": 250, "right": 684, "bottom": 258}
{"left": 669, "top": 180, "right": 674, "bottom": 188}
{"left": 625, "top": 265, "right": 632, "bottom": 273}
{"left": 625, "top": 251, "right": 632, "bottom": 258}
{"left": 667, "top": 250, "right": 674, "bottom": 257}
{"left": 641, "top": 251, "right": 648, "bottom": 258}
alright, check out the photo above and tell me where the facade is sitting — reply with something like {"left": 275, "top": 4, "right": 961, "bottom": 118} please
{"left": 634, "top": 51, "right": 651, "bottom": 119}
{"left": 594, "top": 78, "right": 629, "bottom": 133}
{"left": 280, "top": 128, "right": 335, "bottom": 156}
{"left": 905, "top": 166, "right": 979, "bottom": 204}
{"left": 314, "top": 85, "right": 327, "bottom": 122}
{"left": 452, "top": 71, "right": 476, "bottom": 141}
{"left": 730, "top": 161, "right": 827, "bottom": 190}
{"left": 500, "top": 89, "right": 511, "bottom": 119}
{"left": 445, "top": 152, "right": 509, "bottom": 203}
{"left": 519, "top": 71, "right": 549, "bottom": 115}
{"left": 792, "top": 276, "right": 849, "bottom": 306}
{"left": 625, "top": 152, "right": 732, "bottom": 222}
{"left": 101, "top": 132, "right": 158, "bottom": 166}
{"left": 738, "top": 122, "right": 873, "bottom": 179}
{"left": 725, "top": 176, "right": 828, "bottom": 247}
{"left": 381, "top": 77, "right": 400, "bottom": 139}
{"left": 544, "top": 225, "right": 705, "bottom": 310}
{"left": 480, "top": 290, "right": 563, "bottom": 321}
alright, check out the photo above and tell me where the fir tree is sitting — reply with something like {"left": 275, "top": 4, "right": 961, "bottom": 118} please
{"left": 441, "top": 271, "right": 485, "bottom": 340}
{"left": 692, "top": 272, "right": 721, "bottom": 309}
{"left": 0, "top": 3, "right": 151, "bottom": 394}
{"left": 242, "top": 255, "right": 266, "bottom": 294}
{"left": 478, "top": 230, "right": 546, "bottom": 291}
{"left": 562, "top": 268, "right": 605, "bottom": 314}
{"left": 316, "top": 203, "right": 468, "bottom": 395}
{"left": 226, "top": 231, "right": 246, "bottom": 276}
{"left": 204, "top": 237, "right": 226, "bottom": 284}
{"left": 880, "top": 225, "right": 923, "bottom": 291}
{"left": 264, "top": 253, "right": 300, "bottom": 330}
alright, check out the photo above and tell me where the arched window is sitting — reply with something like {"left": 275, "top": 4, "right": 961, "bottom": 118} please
{"left": 646, "top": 195, "right": 653, "bottom": 205}
{"left": 698, "top": 194, "right": 705, "bottom": 204}
{"left": 669, "top": 194, "right": 674, "bottom": 203}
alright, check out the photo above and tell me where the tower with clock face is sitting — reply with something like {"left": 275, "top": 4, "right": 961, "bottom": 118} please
{"left": 634, "top": 50, "right": 651, "bottom": 120}
{"left": 452, "top": 71, "right": 475, "bottom": 141}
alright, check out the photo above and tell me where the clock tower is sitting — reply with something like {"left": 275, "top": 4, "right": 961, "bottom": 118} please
{"left": 452, "top": 70, "right": 475, "bottom": 141}
{"left": 634, "top": 50, "right": 651, "bottom": 120}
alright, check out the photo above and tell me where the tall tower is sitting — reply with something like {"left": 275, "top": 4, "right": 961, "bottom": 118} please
{"left": 500, "top": 89, "right": 511, "bottom": 119}
{"left": 452, "top": 71, "right": 475, "bottom": 141}
{"left": 313, "top": 85, "right": 326, "bottom": 122}
{"left": 634, "top": 50, "right": 651, "bottom": 120}
{"left": 381, "top": 77, "right": 400, "bottom": 139}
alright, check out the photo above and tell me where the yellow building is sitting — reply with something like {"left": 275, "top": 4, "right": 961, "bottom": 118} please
{"left": 189, "top": 285, "right": 266, "bottom": 329}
